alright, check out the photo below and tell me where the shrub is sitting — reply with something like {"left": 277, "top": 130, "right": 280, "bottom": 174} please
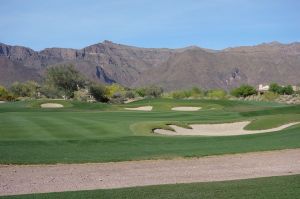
{"left": 125, "top": 91, "right": 136, "bottom": 99}
{"left": 136, "top": 86, "right": 163, "bottom": 98}
{"left": 0, "top": 85, "right": 9, "bottom": 99}
{"left": 110, "top": 92, "right": 126, "bottom": 104}
{"left": 207, "top": 89, "right": 227, "bottom": 99}
{"left": 10, "top": 81, "right": 40, "bottom": 98}
{"left": 135, "top": 88, "right": 146, "bottom": 97}
{"left": 106, "top": 84, "right": 126, "bottom": 98}
{"left": 89, "top": 84, "right": 109, "bottom": 102}
{"left": 269, "top": 83, "right": 294, "bottom": 95}
{"left": 40, "top": 84, "right": 64, "bottom": 99}
{"left": 0, "top": 85, "right": 16, "bottom": 101}
{"left": 269, "top": 83, "right": 282, "bottom": 94}
{"left": 74, "top": 89, "right": 90, "bottom": 102}
{"left": 263, "top": 91, "right": 279, "bottom": 101}
{"left": 231, "top": 85, "right": 257, "bottom": 98}
{"left": 281, "top": 85, "right": 294, "bottom": 95}
{"left": 145, "top": 86, "right": 164, "bottom": 98}
{"left": 171, "top": 91, "right": 186, "bottom": 99}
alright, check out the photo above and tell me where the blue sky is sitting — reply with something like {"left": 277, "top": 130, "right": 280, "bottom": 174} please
{"left": 0, "top": 0, "right": 299, "bottom": 50}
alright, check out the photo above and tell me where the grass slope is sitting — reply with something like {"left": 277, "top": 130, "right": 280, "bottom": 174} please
{"left": 0, "top": 99, "right": 300, "bottom": 164}
{"left": 2, "top": 175, "right": 300, "bottom": 199}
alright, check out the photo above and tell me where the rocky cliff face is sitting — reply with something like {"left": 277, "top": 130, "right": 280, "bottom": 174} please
{"left": 0, "top": 41, "right": 299, "bottom": 90}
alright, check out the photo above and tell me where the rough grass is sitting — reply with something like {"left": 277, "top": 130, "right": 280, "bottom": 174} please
{"left": 2, "top": 175, "right": 300, "bottom": 199}
{"left": 0, "top": 98, "right": 300, "bottom": 164}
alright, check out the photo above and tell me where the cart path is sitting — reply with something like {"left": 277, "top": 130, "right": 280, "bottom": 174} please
{"left": 1, "top": 149, "right": 300, "bottom": 196}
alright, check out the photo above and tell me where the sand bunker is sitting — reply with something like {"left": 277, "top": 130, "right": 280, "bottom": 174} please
{"left": 0, "top": 101, "right": 5, "bottom": 104}
{"left": 171, "top": 106, "right": 202, "bottom": 111}
{"left": 154, "top": 121, "right": 300, "bottom": 136}
{"left": 124, "top": 106, "right": 153, "bottom": 111}
{"left": 40, "top": 103, "right": 64, "bottom": 108}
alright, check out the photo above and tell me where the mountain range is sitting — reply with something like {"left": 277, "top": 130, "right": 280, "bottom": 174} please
{"left": 1, "top": 40, "right": 300, "bottom": 90}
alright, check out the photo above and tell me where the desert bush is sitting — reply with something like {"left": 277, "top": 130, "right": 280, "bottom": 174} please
{"left": 207, "top": 89, "right": 227, "bottom": 99}
{"left": 74, "top": 89, "right": 90, "bottom": 102}
{"left": 0, "top": 85, "right": 8, "bottom": 98}
{"left": 89, "top": 84, "right": 109, "bottom": 102}
{"left": 135, "top": 88, "right": 146, "bottom": 97}
{"left": 0, "top": 85, "right": 16, "bottom": 101}
{"left": 136, "top": 86, "right": 163, "bottom": 98}
{"left": 106, "top": 84, "right": 126, "bottom": 98}
{"left": 40, "top": 84, "right": 64, "bottom": 99}
{"left": 144, "top": 85, "right": 163, "bottom": 98}
{"left": 262, "top": 91, "right": 279, "bottom": 101}
{"left": 110, "top": 92, "right": 126, "bottom": 104}
{"left": 231, "top": 85, "right": 257, "bottom": 98}
{"left": 10, "top": 81, "right": 40, "bottom": 98}
{"left": 190, "top": 87, "right": 204, "bottom": 98}
{"left": 170, "top": 87, "right": 204, "bottom": 99}
{"left": 125, "top": 91, "right": 136, "bottom": 99}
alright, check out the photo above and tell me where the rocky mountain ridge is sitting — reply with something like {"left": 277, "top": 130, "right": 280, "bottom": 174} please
{"left": 1, "top": 41, "right": 299, "bottom": 90}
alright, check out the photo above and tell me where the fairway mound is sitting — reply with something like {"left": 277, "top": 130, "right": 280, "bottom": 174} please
{"left": 171, "top": 106, "right": 202, "bottom": 111}
{"left": 40, "top": 103, "right": 64, "bottom": 108}
{"left": 124, "top": 106, "right": 153, "bottom": 111}
{"left": 154, "top": 121, "right": 300, "bottom": 136}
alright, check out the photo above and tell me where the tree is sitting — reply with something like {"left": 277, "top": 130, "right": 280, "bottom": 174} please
{"left": 89, "top": 84, "right": 109, "bottom": 102}
{"left": 269, "top": 83, "right": 294, "bottom": 95}
{"left": 281, "top": 85, "right": 294, "bottom": 95}
{"left": 0, "top": 85, "right": 8, "bottom": 98}
{"left": 45, "top": 64, "right": 86, "bottom": 98}
{"left": 231, "top": 85, "right": 257, "bottom": 98}
{"left": 269, "top": 83, "right": 282, "bottom": 94}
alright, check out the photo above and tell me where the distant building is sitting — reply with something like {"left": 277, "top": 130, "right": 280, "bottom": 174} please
{"left": 258, "top": 84, "right": 269, "bottom": 92}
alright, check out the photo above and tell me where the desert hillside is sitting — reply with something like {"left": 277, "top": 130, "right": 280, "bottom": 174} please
{"left": 1, "top": 41, "right": 299, "bottom": 90}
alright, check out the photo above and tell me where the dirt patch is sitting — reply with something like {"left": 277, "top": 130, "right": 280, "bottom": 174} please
{"left": 171, "top": 106, "right": 201, "bottom": 111}
{"left": 40, "top": 103, "right": 64, "bottom": 108}
{"left": 125, "top": 106, "right": 152, "bottom": 111}
{"left": 0, "top": 149, "right": 299, "bottom": 196}
{"left": 154, "top": 121, "right": 300, "bottom": 136}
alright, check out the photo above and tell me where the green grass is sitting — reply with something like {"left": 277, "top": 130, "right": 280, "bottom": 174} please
{"left": 2, "top": 175, "right": 300, "bottom": 199}
{"left": 0, "top": 98, "right": 300, "bottom": 164}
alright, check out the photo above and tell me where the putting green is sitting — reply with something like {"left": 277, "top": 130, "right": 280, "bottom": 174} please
{"left": 0, "top": 98, "right": 300, "bottom": 164}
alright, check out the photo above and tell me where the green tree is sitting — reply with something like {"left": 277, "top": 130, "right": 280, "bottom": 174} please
{"left": 45, "top": 64, "right": 86, "bottom": 98}
{"left": 269, "top": 83, "right": 294, "bottom": 95}
{"left": 269, "top": 83, "right": 282, "bottom": 94}
{"left": 231, "top": 85, "right": 257, "bottom": 98}
{"left": 281, "top": 85, "right": 294, "bottom": 95}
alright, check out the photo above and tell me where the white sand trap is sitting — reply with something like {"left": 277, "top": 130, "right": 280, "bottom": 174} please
{"left": 154, "top": 121, "right": 300, "bottom": 136}
{"left": 171, "top": 106, "right": 202, "bottom": 111}
{"left": 0, "top": 101, "right": 5, "bottom": 104}
{"left": 124, "top": 106, "right": 153, "bottom": 111}
{"left": 40, "top": 103, "right": 64, "bottom": 108}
